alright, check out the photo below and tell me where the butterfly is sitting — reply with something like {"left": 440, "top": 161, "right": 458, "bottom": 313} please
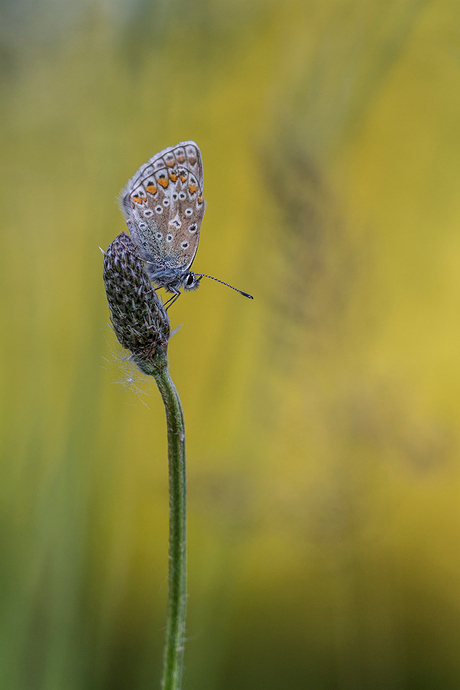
{"left": 120, "top": 141, "right": 253, "bottom": 308}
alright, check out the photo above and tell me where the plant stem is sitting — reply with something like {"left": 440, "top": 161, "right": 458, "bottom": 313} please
{"left": 144, "top": 356, "right": 187, "bottom": 690}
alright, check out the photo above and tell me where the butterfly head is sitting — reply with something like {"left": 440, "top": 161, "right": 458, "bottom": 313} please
{"left": 183, "top": 272, "right": 201, "bottom": 291}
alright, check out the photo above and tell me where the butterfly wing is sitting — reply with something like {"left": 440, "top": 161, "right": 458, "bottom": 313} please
{"left": 121, "top": 141, "right": 205, "bottom": 280}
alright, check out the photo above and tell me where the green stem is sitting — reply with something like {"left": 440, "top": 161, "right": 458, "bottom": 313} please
{"left": 142, "top": 355, "right": 187, "bottom": 690}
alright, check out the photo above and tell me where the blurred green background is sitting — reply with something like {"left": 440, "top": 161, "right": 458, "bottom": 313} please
{"left": 2, "top": 0, "right": 460, "bottom": 688}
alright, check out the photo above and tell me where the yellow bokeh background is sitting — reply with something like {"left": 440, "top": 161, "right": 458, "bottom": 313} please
{"left": 1, "top": 1, "right": 460, "bottom": 688}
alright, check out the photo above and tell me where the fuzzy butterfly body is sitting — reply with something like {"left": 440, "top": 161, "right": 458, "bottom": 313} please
{"left": 121, "top": 141, "right": 206, "bottom": 294}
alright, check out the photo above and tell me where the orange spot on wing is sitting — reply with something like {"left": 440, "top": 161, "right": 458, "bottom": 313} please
{"left": 197, "top": 196, "right": 203, "bottom": 204}
{"left": 169, "top": 172, "right": 178, "bottom": 182}
{"left": 146, "top": 184, "right": 157, "bottom": 194}
{"left": 180, "top": 173, "right": 188, "bottom": 182}
{"left": 132, "top": 195, "right": 145, "bottom": 204}
{"left": 189, "top": 184, "right": 198, "bottom": 194}
{"left": 158, "top": 177, "right": 169, "bottom": 188}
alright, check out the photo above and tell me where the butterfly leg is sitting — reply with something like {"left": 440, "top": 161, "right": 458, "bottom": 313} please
{"left": 163, "top": 288, "right": 182, "bottom": 310}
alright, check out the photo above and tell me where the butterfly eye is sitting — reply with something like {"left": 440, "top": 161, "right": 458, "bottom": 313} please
{"left": 185, "top": 274, "right": 195, "bottom": 287}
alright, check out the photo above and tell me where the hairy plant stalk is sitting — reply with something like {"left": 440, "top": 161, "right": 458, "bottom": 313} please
{"left": 103, "top": 233, "right": 187, "bottom": 690}
{"left": 143, "top": 358, "right": 187, "bottom": 690}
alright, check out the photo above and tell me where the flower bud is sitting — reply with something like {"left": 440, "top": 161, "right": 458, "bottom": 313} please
{"left": 103, "top": 232, "right": 170, "bottom": 369}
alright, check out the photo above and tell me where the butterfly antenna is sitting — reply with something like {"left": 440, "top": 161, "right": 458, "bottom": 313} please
{"left": 196, "top": 274, "right": 253, "bottom": 299}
